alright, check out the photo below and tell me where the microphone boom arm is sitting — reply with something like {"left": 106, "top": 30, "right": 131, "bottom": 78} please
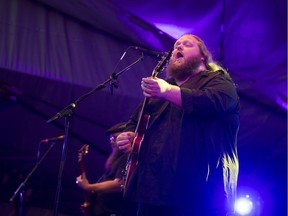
{"left": 45, "top": 52, "right": 145, "bottom": 216}
{"left": 10, "top": 141, "right": 56, "bottom": 202}
{"left": 46, "top": 55, "right": 144, "bottom": 123}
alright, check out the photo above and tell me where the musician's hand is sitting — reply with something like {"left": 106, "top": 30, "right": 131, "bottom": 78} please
{"left": 141, "top": 77, "right": 171, "bottom": 99}
{"left": 116, "top": 131, "right": 135, "bottom": 153}
{"left": 76, "top": 174, "right": 90, "bottom": 191}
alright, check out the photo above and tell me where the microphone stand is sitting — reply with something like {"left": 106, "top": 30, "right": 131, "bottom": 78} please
{"left": 9, "top": 141, "right": 57, "bottom": 216}
{"left": 46, "top": 55, "right": 144, "bottom": 216}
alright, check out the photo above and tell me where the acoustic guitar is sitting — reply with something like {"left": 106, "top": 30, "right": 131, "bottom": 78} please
{"left": 122, "top": 50, "right": 172, "bottom": 192}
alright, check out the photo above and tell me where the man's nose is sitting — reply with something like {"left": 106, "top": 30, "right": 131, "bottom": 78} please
{"left": 176, "top": 44, "right": 183, "bottom": 51}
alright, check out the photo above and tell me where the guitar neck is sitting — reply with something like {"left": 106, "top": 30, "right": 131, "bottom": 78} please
{"left": 122, "top": 51, "right": 172, "bottom": 191}
{"left": 80, "top": 161, "right": 86, "bottom": 176}
{"left": 134, "top": 66, "right": 162, "bottom": 134}
{"left": 78, "top": 144, "right": 89, "bottom": 176}
{"left": 134, "top": 97, "right": 149, "bottom": 134}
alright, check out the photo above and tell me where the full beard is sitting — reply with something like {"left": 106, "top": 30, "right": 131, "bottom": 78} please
{"left": 166, "top": 55, "right": 202, "bottom": 81}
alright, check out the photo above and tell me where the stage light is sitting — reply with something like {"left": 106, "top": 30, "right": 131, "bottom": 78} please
{"left": 153, "top": 23, "right": 192, "bottom": 39}
{"left": 235, "top": 195, "right": 253, "bottom": 215}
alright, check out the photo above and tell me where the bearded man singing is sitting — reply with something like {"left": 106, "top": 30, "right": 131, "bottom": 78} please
{"left": 116, "top": 33, "right": 240, "bottom": 216}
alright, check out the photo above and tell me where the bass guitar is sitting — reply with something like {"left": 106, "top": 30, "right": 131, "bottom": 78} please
{"left": 122, "top": 50, "right": 172, "bottom": 192}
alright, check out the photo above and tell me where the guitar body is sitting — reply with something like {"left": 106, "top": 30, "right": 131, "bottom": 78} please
{"left": 80, "top": 199, "right": 91, "bottom": 216}
{"left": 123, "top": 51, "right": 172, "bottom": 192}
{"left": 80, "top": 193, "right": 97, "bottom": 216}
{"left": 124, "top": 113, "right": 150, "bottom": 190}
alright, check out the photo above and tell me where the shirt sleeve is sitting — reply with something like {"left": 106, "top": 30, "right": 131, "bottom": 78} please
{"left": 181, "top": 71, "right": 239, "bottom": 114}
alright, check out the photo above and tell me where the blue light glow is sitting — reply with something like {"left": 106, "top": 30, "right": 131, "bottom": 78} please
{"left": 235, "top": 195, "right": 253, "bottom": 215}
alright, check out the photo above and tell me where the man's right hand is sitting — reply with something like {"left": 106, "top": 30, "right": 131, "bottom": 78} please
{"left": 116, "top": 131, "right": 135, "bottom": 153}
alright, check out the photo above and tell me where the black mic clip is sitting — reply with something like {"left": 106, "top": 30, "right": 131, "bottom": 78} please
{"left": 109, "top": 72, "right": 118, "bottom": 95}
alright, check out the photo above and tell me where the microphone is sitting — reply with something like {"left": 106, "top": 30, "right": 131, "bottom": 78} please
{"left": 40, "top": 135, "right": 65, "bottom": 143}
{"left": 132, "top": 46, "right": 167, "bottom": 59}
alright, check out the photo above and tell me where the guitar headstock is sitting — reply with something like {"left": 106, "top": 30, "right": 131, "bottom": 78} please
{"left": 152, "top": 50, "right": 172, "bottom": 78}
{"left": 78, "top": 144, "right": 89, "bottom": 163}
